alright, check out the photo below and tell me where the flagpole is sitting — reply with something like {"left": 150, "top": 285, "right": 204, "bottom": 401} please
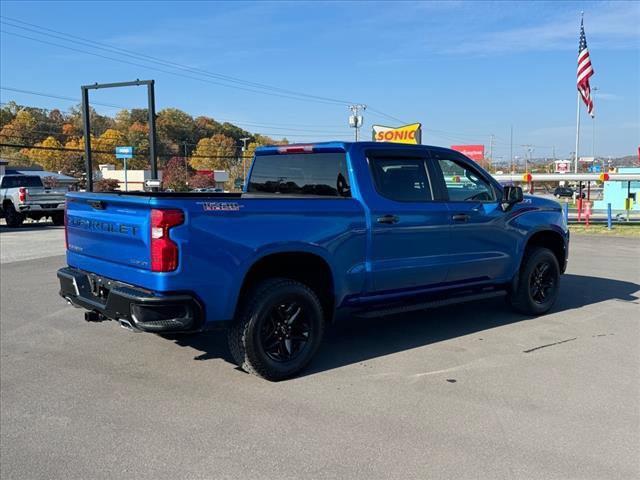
{"left": 574, "top": 91, "right": 581, "bottom": 173}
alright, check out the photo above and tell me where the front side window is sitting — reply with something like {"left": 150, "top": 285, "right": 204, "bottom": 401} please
{"left": 247, "top": 153, "right": 350, "bottom": 197}
{"left": 436, "top": 159, "right": 496, "bottom": 202}
{"left": 369, "top": 156, "right": 432, "bottom": 202}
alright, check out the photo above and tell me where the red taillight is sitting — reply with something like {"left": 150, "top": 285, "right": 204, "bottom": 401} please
{"left": 18, "top": 187, "right": 27, "bottom": 202}
{"left": 277, "top": 144, "right": 314, "bottom": 154}
{"left": 150, "top": 209, "right": 184, "bottom": 272}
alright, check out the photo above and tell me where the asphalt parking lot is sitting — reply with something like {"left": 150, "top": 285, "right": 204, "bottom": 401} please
{"left": 1, "top": 226, "right": 639, "bottom": 480}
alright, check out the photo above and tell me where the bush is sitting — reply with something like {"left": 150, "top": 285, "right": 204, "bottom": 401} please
{"left": 188, "top": 173, "right": 216, "bottom": 189}
{"left": 93, "top": 178, "right": 120, "bottom": 192}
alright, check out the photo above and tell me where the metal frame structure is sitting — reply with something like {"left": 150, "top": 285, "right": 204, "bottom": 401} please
{"left": 81, "top": 80, "right": 158, "bottom": 191}
{"left": 492, "top": 173, "right": 640, "bottom": 182}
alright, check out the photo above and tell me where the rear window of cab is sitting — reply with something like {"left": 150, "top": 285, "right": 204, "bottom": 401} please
{"left": 247, "top": 153, "right": 351, "bottom": 197}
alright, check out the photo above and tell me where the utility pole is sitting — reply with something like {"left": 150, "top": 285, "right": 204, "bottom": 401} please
{"left": 592, "top": 86, "right": 598, "bottom": 161}
{"left": 183, "top": 142, "right": 189, "bottom": 188}
{"left": 348, "top": 104, "right": 366, "bottom": 141}
{"left": 239, "top": 137, "right": 250, "bottom": 181}
{"left": 488, "top": 134, "right": 494, "bottom": 171}
{"left": 509, "top": 125, "right": 514, "bottom": 174}
{"left": 520, "top": 144, "right": 534, "bottom": 172}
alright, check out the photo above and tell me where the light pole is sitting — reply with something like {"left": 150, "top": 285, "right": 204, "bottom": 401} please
{"left": 592, "top": 87, "right": 598, "bottom": 156}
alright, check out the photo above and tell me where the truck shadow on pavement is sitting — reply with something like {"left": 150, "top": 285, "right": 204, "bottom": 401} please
{"left": 171, "top": 273, "right": 639, "bottom": 377}
{"left": 0, "top": 223, "right": 62, "bottom": 233}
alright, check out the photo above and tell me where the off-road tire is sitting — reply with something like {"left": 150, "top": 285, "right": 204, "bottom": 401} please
{"left": 228, "top": 278, "right": 325, "bottom": 381}
{"left": 4, "top": 203, "right": 24, "bottom": 228}
{"left": 509, "top": 247, "right": 560, "bottom": 315}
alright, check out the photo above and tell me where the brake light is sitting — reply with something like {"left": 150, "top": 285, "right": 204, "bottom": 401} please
{"left": 277, "top": 144, "right": 314, "bottom": 154}
{"left": 18, "top": 187, "right": 27, "bottom": 202}
{"left": 150, "top": 209, "right": 184, "bottom": 272}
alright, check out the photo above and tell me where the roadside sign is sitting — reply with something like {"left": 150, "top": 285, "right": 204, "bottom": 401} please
{"left": 555, "top": 160, "right": 571, "bottom": 173}
{"left": 115, "top": 146, "right": 133, "bottom": 159}
{"left": 372, "top": 123, "right": 422, "bottom": 145}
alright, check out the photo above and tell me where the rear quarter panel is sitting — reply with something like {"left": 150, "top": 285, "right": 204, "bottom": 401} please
{"left": 168, "top": 197, "right": 367, "bottom": 323}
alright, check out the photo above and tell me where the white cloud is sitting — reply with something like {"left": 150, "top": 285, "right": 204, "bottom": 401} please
{"left": 441, "top": 2, "right": 640, "bottom": 55}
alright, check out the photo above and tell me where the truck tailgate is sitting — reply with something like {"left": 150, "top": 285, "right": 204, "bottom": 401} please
{"left": 25, "top": 188, "right": 66, "bottom": 203}
{"left": 66, "top": 192, "right": 152, "bottom": 270}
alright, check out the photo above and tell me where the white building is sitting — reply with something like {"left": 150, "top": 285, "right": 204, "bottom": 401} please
{"left": 98, "top": 165, "right": 163, "bottom": 191}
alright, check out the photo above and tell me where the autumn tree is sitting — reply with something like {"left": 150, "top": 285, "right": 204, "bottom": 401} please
{"left": 162, "top": 156, "right": 192, "bottom": 191}
{"left": 188, "top": 173, "right": 216, "bottom": 189}
{"left": 194, "top": 116, "right": 222, "bottom": 143}
{"left": 24, "top": 136, "right": 66, "bottom": 171}
{"left": 94, "top": 178, "right": 120, "bottom": 192}
{"left": 94, "top": 128, "right": 128, "bottom": 166}
{"left": 189, "top": 134, "right": 237, "bottom": 171}
{"left": 157, "top": 108, "right": 196, "bottom": 156}
{"left": 126, "top": 122, "right": 150, "bottom": 169}
{"left": 0, "top": 110, "right": 37, "bottom": 163}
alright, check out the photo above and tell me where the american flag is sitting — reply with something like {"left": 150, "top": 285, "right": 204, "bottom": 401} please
{"left": 577, "top": 17, "right": 595, "bottom": 117}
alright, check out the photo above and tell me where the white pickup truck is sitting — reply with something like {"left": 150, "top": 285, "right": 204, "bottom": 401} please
{"left": 0, "top": 175, "right": 67, "bottom": 227}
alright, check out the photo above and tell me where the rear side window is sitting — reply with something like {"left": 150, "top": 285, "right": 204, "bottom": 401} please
{"left": 369, "top": 157, "right": 432, "bottom": 202}
{"left": 0, "top": 176, "right": 43, "bottom": 188}
{"left": 247, "top": 153, "right": 350, "bottom": 197}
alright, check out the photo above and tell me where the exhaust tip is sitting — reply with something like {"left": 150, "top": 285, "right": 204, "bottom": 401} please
{"left": 118, "top": 319, "right": 140, "bottom": 332}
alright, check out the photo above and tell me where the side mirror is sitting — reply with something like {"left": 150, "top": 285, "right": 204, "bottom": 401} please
{"left": 501, "top": 186, "right": 524, "bottom": 211}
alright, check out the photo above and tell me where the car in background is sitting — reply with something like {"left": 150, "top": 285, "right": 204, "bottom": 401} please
{"left": 0, "top": 174, "right": 67, "bottom": 227}
{"left": 554, "top": 186, "right": 585, "bottom": 199}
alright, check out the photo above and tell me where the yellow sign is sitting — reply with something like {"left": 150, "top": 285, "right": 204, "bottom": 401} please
{"left": 372, "top": 123, "right": 422, "bottom": 145}
{"left": 625, "top": 198, "right": 634, "bottom": 210}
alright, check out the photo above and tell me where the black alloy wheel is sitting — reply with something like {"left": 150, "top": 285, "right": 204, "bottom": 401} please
{"left": 260, "top": 300, "right": 311, "bottom": 363}
{"left": 228, "top": 278, "right": 325, "bottom": 381}
{"left": 509, "top": 247, "right": 560, "bottom": 315}
{"left": 529, "top": 261, "right": 556, "bottom": 304}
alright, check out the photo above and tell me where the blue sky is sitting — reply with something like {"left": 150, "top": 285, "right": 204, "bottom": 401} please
{"left": 1, "top": 0, "right": 638, "bottom": 159}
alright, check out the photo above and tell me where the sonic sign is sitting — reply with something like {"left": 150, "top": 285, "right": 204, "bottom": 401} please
{"left": 372, "top": 123, "right": 422, "bottom": 145}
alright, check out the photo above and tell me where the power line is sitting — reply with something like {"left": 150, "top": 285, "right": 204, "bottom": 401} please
{"left": 0, "top": 87, "right": 126, "bottom": 109}
{"left": 0, "top": 16, "right": 408, "bottom": 124}
{"left": 0, "top": 29, "right": 352, "bottom": 108}
{"left": 0, "top": 16, "right": 355, "bottom": 106}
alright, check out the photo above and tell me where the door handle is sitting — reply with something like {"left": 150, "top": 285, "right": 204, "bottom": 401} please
{"left": 451, "top": 213, "right": 470, "bottom": 222}
{"left": 377, "top": 214, "right": 400, "bottom": 225}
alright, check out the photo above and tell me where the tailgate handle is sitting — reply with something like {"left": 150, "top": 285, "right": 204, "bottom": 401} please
{"left": 88, "top": 200, "right": 106, "bottom": 210}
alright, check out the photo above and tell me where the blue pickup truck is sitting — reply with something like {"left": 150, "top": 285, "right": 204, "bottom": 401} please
{"left": 58, "top": 142, "right": 568, "bottom": 380}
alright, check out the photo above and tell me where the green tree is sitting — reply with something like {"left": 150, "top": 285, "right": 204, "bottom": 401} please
{"left": 189, "top": 134, "right": 237, "bottom": 171}
{"left": 157, "top": 108, "right": 196, "bottom": 156}
{"left": 126, "top": 122, "right": 150, "bottom": 170}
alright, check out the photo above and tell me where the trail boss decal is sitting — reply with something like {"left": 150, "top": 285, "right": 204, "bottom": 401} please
{"left": 199, "top": 202, "right": 244, "bottom": 212}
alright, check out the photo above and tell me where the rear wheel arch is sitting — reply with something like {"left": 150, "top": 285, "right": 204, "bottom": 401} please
{"left": 235, "top": 251, "right": 335, "bottom": 323}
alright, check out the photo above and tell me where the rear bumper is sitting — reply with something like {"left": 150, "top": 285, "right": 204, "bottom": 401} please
{"left": 18, "top": 203, "right": 65, "bottom": 212}
{"left": 57, "top": 267, "right": 203, "bottom": 333}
